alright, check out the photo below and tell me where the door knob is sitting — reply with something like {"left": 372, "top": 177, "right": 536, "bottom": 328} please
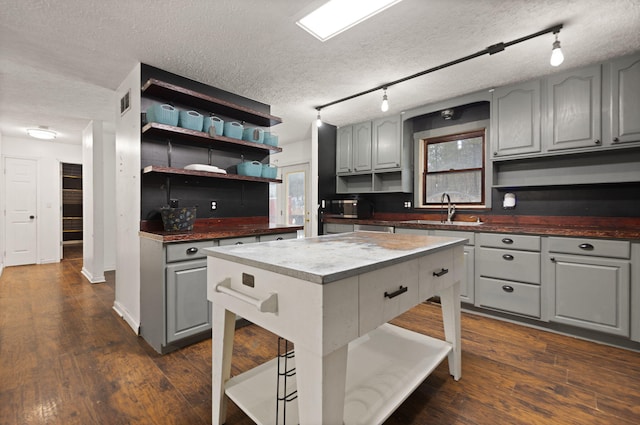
{"left": 29, "top": 215, "right": 35, "bottom": 219}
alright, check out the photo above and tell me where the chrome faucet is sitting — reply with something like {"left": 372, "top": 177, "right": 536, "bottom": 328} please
{"left": 441, "top": 193, "right": 456, "bottom": 224}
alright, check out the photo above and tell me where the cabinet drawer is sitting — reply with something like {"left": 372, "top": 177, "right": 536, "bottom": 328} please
{"left": 359, "top": 260, "right": 420, "bottom": 336}
{"left": 394, "top": 227, "right": 428, "bottom": 236}
{"left": 478, "top": 247, "right": 540, "bottom": 284}
{"left": 548, "top": 236, "right": 630, "bottom": 259}
{"left": 166, "top": 240, "right": 216, "bottom": 263}
{"left": 419, "top": 247, "right": 458, "bottom": 300}
{"left": 219, "top": 236, "right": 258, "bottom": 246}
{"left": 476, "top": 277, "right": 540, "bottom": 318}
{"left": 432, "top": 230, "right": 475, "bottom": 246}
{"left": 478, "top": 233, "right": 540, "bottom": 251}
{"left": 324, "top": 223, "right": 354, "bottom": 234}
{"left": 259, "top": 232, "right": 297, "bottom": 242}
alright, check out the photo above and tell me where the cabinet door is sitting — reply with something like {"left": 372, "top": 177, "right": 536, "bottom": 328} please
{"left": 491, "top": 80, "right": 541, "bottom": 157}
{"left": 352, "top": 121, "right": 372, "bottom": 172}
{"left": 548, "top": 254, "right": 629, "bottom": 336}
{"left": 546, "top": 65, "right": 602, "bottom": 151}
{"left": 372, "top": 116, "right": 402, "bottom": 169}
{"left": 336, "top": 125, "right": 353, "bottom": 174}
{"left": 166, "top": 260, "right": 211, "bottom": 343}
{"left": 609, "top": 54, "right": 640, "bottom": 144}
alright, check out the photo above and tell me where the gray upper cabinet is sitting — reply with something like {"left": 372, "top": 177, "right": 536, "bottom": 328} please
{"left": 491, "top": 80, "right": 542, "bottom": 158}
{"left": 372, "top": 115, "right": 402, "bottom": 170}
{"left": 336, "top": 125, "right": 354, "bottom": 174}
{"left": 336, "top": 122, "right": 372, "bottom": 174}
{"left": 606, "top": 54, "right": 640, "bottom": 145}
{"left": 545, "top": 65, "right": 602, "bottom": 151}
{"left": 353, "top": 121, "right": 372, "bottom": 172}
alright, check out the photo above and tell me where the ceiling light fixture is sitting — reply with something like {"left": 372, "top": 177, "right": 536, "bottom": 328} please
{"left": 380, "top": 88, "right": 389, "bottom": 112}
{"left": 27, "top": 126, "right": 57, "bottom": 140}
{"left": 297, "top": 0, "right": 403, "bottom": 42}
{"left": 316, "top": 109, "right": 323, "bottom": 127}
{"left": 314, "top": 23, "right": 564, "bottom": 121}
{"left": 550, "top": 29, "right": 565, "bottom": 67}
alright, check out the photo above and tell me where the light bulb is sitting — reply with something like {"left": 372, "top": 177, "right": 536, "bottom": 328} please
{"left": 550, "top": 37, "right": 564, "bottom": 67}
{"left": 381, "top": 89, "right": 389, "bottom": 112}
{"left": 316, "top": 111, "right": 323, "bottom": 127}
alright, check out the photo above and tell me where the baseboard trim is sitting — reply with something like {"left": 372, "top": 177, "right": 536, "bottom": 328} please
{"left": 113, "top": 301, "right": 140, "bottom": 335}
{"left": 81, "top": 267, "right": 106, "bottom": 284}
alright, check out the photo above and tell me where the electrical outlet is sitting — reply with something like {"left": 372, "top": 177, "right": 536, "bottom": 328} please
{"left": 404, "top": 201, "right": 412, "bottom": 208}
{"left": 210, "top": 201, "right": 217, "bottom": 211}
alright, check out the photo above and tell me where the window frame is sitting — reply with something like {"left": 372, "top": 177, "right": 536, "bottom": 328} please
{"left": 421, "top": 128, "right": 487, "bottom": 207}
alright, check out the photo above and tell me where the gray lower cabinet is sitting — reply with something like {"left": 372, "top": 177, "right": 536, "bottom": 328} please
{"left": 141, "top": 232, "right": 298, "bottom": 353}
{"left": 141, "top": 238, "right": 216, "bottom": 354}
{"left": 166, "top": 259, "right": 210, "bottom": 344}
{"left": 476, "top": 233, "right": 541, "bottom": 318}
{"left": 546, "top": 236, "right": 631, "bottom": 336}
{"left": 323, "top": 223, "right": 355, "bottom": 234}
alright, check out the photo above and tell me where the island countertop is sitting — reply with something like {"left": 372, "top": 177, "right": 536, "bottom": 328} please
{"left": 204, "top": 231, "right": 466, "bottom": 284}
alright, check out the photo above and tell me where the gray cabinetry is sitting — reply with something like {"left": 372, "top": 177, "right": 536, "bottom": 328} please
{"left": 141, "top": 238, "right": 216, "bottom": 353}
{"left": 491, "top": 80, "right": 541, "bottom": 157}
{"left": 476, "top": 233, "right": 541, "bottom": 318}
{"left": 336, "top": 115, "right": 410, "bottom": 193}
{"left": 605, "top": 53, "right": 640, "bottom": 145}
{"left": 546, "top": 236, "right": 630, "bottom": 336}
{"left": 336, "top": 125, "right": 353, "bottom": 174}
{"left": 166, "top": 259, "right": 210, "bottom": 343}
{"left": 336, "top": 122, "right": 371, "bottom": 174}
{"left": 372, "top": 115, "right": 402, "bottom": 170}
{"left": 545, "top": 65, "right": 602, "bottom": 151}
{"left": 353, "top": 121, "right": 373, "bottom": 172}
{"left": 323, "top": 223, "right": 355, "bottom": 234}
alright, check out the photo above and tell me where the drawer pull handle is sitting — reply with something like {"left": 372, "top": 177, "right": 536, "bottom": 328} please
{"left": 579, "top": 243, "right": 594, "bottom": 251}
{"left": 433, "top": 268, "right": 449, "bottom": 277}
{"left": 501, "top": 238, "right": 514, "bottom": 244}
{"left": 384, "top": 285, "right": 408, "bottom": 299}
{"left": 502, "top": 254, "right": 514, "bottom": 261}
{"left": 235, "top": 241, "right": 244, "bottom": 245}
{"left": 502, "top": 285, "right": 514, "bottom": 293}
{"left": 186, "top": 247, "right": 198, "bottom": 255}
{"left": 215, "top": 279, "right": 278, "bottom": 313}
{"left": 276, "top": 237, "right": 283, "bottom": 240}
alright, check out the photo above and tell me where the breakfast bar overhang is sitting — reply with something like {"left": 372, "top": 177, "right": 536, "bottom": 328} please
{"left": 206, "top": 231, "right": 466, "bottom": 425}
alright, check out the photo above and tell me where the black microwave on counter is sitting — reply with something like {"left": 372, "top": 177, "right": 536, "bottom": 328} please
{"left": 326, "top": 199, "right": 374, "bottom": 219}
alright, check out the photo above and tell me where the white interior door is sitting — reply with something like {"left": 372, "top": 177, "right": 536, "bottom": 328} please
{"left": 4, "top": 157, "right": 38, "bottom": 266}
{"left": 275, "top": 163, "right": 311, "bottom": 238}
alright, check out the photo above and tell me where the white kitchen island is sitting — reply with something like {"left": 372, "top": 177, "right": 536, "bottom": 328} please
{"left": 205, "top": 231, "right": 466, "bottom": 425}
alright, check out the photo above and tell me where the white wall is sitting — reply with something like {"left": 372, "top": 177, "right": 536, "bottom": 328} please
{"left": 114, "top": 63, "right": 141, "bottom": 334}
{"left": 2, "top": 136, "right": 82, "bottom": 264}
{"left": 103, "top": 130, "right": 116, "bottom": 270}
{"left": 0, "top": 131, "right": 3, "bottom": 275}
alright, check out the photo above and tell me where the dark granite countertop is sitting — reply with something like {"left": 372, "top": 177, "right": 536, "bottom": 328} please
{"left": 323, "top": 215, "right": 640, "bottom": 240}
{"left": 140, "top": 222, "right": 303, "bottom": 243}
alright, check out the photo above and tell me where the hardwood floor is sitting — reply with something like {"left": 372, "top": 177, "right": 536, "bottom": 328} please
{"left": 1, "top": 260, "right": 639, "bottom": 425}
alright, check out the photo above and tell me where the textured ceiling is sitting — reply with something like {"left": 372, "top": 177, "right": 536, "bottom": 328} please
{"left": 1, "top": 0, "right": 639, "bottom": 145}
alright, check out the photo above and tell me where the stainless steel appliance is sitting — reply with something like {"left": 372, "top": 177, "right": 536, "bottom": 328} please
{"left": 327, "top": 199, "right": 374, "bottom": 219}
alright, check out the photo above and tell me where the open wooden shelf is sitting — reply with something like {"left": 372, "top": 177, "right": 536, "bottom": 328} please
{"left": 225, "top": 323, "right": 452, "bottom": 425}
{"left": 142, "top": 122, "right": 281, "bottom": 153}
{"left": 141, "top": 79, "right": 282, "bottom": 127}
{"left": 142, "top": 165, "right": 282, "bottom": 184}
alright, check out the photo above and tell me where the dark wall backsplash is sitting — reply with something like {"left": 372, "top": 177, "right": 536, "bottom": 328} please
{"left": 317, "top": 102, "right": 640, "bottom": 218}
{"left": 140, "top": 64, "right": 272, "bottom": 222}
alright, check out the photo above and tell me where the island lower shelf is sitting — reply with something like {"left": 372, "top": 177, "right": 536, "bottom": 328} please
{"left": 225, "top": 323, "right": 453, "bottom": 425}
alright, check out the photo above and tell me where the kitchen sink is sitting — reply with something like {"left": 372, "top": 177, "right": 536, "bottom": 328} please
{"left": 401, "top": 220, "right": 483, "bottom": 226}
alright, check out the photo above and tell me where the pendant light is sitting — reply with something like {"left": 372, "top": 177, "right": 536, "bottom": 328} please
{"left": 550, "top": 30, "right": 564, "bottom": 67}
{"left": 316, "top": 109, "right": 323, "bottom": 127}
{"left": 380, "top": 88, "right": 389, "bottom": 112}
